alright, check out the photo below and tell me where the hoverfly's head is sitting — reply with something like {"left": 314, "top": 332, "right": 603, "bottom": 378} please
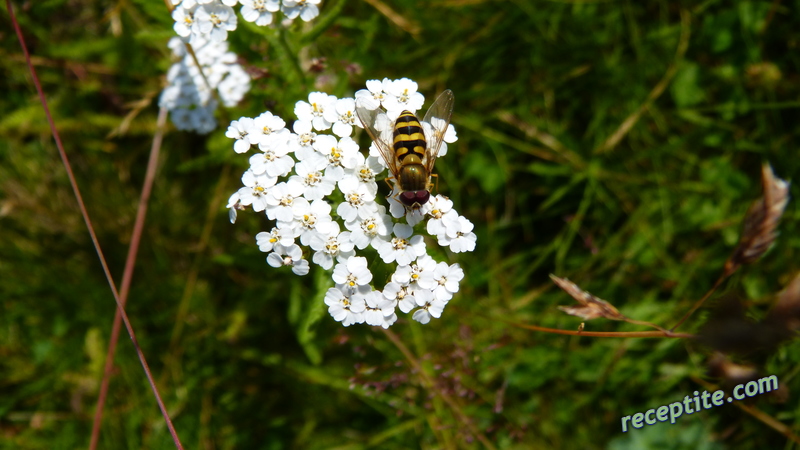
{"left": 400, "top": 190, "right": 431, "bottom": 209}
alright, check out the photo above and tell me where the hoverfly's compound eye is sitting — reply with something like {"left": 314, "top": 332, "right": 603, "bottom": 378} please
{"left": 400, "top": 190, "right": 431, "bottom": 207}
{"left": 400, "top": 191, "right": 418, "bottom": 206}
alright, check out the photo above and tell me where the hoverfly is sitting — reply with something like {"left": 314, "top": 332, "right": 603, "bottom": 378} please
{"left": 355, "top": 89, "right": 454, "bottom": 211}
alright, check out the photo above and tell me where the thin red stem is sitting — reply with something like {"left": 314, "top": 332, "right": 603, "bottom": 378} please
{"left": 6, "top": 2, "right": 183, "bottom": 448}
{"left": 89, "top": 107, "right": 169, "bottom": 450}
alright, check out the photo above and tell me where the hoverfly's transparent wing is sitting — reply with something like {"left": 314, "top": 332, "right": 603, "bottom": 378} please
{"left": 421, "top": 89, "right": 454, "bottom": 173}
{"left": 355, "top": 98, "right": 399, "bottom": 177}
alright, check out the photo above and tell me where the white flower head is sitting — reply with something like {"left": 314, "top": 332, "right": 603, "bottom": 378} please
{"left": 324, "top": 287, "right": 365, "bottom": 326}
{"left": 383, "top": 78, "right": 425, "bottom": 115}
{"left": 411, "top": 296, "right": 448, "bottom": 324}
{"left": 363, "top": 290, "right": 396, "bottom": 328}
{"left": 437, "top": 215, "right": 477, "bottom": 253}
{"left": 309, "top": 222, "right": 355, "bottom": 270}
{"left": 344, "top": 152, "right": 382, "bottom": 197}
{"left": 313, "top": 135, "right": 359, "bottom": 181}
{"left": 377, "top": 223, "right": 426, "bottom": 266}
{"left": 265, "top": 180, "right": 304, "bottom": 222}
{"left": 282, "top": 0, "right": 321, "bottom": 22}
{"left": 289, "top": 199, "right": 334, "bottom": 246}
{"left": 267, "top": 243, "right": 309, "bottom": 276}
{"left": 250, "top": 134, "right": 295, "bottom": 178}
{"left": 354, "top": 78, "right": 393, "bottom": 111}
{"left": 337, "top": 177, "right": 378, "bottom": 222}
{"left": 240, "top": 0, "right": 280, "bottom": 26}
{"left": 194, "top": 3, "right": 238, "bottom": 43}
{"left": 226, "top": 79, "right": 476, "bottom": 329}
{"left": 332, "top": 256, "right": 373, "bottom": 295}
{"left": 289, "top": 120, "right": 317, "bottom": 154}
{"left": 295, "top": 92, "right": 336, "bottom": 131}
{"left": 237, "top": 169, "right": 277, "bottom": 212}
{"left": 256, "top": 227, "right": 295, "bottom": 252}
{"left": 418, "top": 262, "right": 464, "bottom": 302}
{"left": 323, "top": 98, "right": 361, "bottom": 138}
{"left": 290, "top": 156, "right": 337, "bottom": 201}
{"left": 226, "top": 117, "right": 255, "bottom": 153}
{"left": 345, "top": 204, "right": 392, "bottom": 250}
{"left": 251, "top": 112, "right": 288, "bottom": 147}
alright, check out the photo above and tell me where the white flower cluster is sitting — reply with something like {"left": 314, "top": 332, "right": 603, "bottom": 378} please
{"left": 159, "top": 36, "right": 251, "bottom": 133}
{"left": 162, "top": 0, "right": 322, "bottom": 133}
{"left": 226, "top": 78, "right": 476, "bottom": 328}
{"left": 171, "top": 0, "right": 321, "bottom": 40}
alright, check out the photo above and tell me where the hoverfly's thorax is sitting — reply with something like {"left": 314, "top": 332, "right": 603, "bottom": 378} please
{"left": 398, "top": 163, "right": 428, "bottom": 192}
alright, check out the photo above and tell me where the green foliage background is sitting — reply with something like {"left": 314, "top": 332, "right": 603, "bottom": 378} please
{"left": 2, "top": 0, "right": 800, "bottom": 448}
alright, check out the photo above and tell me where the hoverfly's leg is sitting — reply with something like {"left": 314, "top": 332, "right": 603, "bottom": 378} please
{"left": 430, "top": 173, "right": 439, "bottom": 195}
{"left": 384, "top": 176, "right": 401, "bottom": 202}
{"left": 384, "top": 176, "right": 395, "bottom": 192}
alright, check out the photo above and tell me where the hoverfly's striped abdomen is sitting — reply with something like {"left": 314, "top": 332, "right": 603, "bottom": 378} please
{"left": 392, "top": 111, "right": 426, "bottom": 162}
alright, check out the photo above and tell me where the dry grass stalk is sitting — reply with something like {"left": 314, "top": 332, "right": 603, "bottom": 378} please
{"left": 724, "top": 164, "right": 790, "bottom": 276}
{"left": 551, "top": 275, "right": 626, "bottom": 321}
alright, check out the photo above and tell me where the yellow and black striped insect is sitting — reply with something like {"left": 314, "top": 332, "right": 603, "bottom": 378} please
{"left": 355, "top": 90, "right": 454, "bottom": 210}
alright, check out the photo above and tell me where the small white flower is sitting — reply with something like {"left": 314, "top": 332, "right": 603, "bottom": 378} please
{"left": 384, "top": 281, "right": 428, "bottom": 314}
{"left": 265, "top": 180, "right": 304, "bottom": 221}
{"left": 392, "top": 254, "right": 437, "bottom": 292}
{"left": 332, "top": 256, "right": 373, "bottom": 295}
{"left": 323, "top": 98, "right": 361, "bottom": 137}
{"left": 172, "top": 5, "right": 197, "bottom": 38}
{"left": 250, "top": 135, "right": 295, "bottom": 178}
{"left": 194, "top": 4, "right": 237, "bottom": 43}
{"left": 411, "top": 296, "right": 448, "bottom": 324}
{"left": 426, "top": 196, "right": 459, "bottom": 237}
{"left": 437, "top": 215, "right": 477, "bottom": 253}
{"left": 295, "top": 92, "right": 336, "bottom": 131}
{"left": 418, "top": 262, "right": 463, "bottom": 302}
{"left": 282, "top": 0, "right": 321, "bottom": 22}
{"left": 267, "top": 244, "right": 309, "bottom": 275}
{"left": 309, "top": 222, "right": 355, "bottom": 270}
{"left": 226, "top": 117, "right": 255, "bottom": 153}
{"left": 377, "top": 223, "right": 426, "bottom": 265}
{"left": 363, "top": 290, "right": 396, "bottom": 328}
{"left": 383, "top": 78, "right": 425, "bottom": 115}
{"left": 237, "top": 169, "right": 277, "bottom": 212}
{"left": 289, "top": 199, "right": 334, "bottom": 246}
{"left": 345, "top": 204, "right": 392, "bottom": 250}
{"left": 354, "top": 78, "right": 392, "bottom": 110}
{"left": 337, "top": 177, "right": 378, "bottom": 222}
{"left": 324, "top": 287, "right": 365, "bottom": 326}
{"left": 240, "top": 0, "right": 280, "bottom": 26}
{"left": 256, "top": 227, "right": 295, "bottom": 253}
{"left": 344, "top": 152, "right": 382, "bottom": 197}
{"left": 313, "top": 135, "right": 359, "bottom": 180}
{"left": 289, "top": 120, "right": 317, "bottom": 155}
{"left": 422, "top": 118, "right": 458, "bottom": 158}
{"left": 290, "top": 156, "right": 336, "bottom": 201}
{"left": 250, "top": 112, "right": 288, "bottom": 147}
{"left": 227, "top": 191, "right": 243, "bottom": 223}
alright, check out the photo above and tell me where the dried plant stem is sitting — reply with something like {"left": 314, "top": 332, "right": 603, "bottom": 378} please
{"left": 381, "top": 328, "right": 497, "bottom": 450}
{"left": 670, "top": 273, "right": 726, "bottom": 332}
{"left": 6, "top": 3, "right": 183, "bottom": 448}
{"left": 89, "top": 107, "right": 168, "bottom": 450}
{"left": 623, "top": 318, "right": 671, "bottom": 334}
{"left": 506, "top": 320, "right": 695, "bottom": 339}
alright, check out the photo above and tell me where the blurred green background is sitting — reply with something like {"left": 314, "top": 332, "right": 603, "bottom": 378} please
{"left": 2, "top": 0, "right": 800, "bottom": 448}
